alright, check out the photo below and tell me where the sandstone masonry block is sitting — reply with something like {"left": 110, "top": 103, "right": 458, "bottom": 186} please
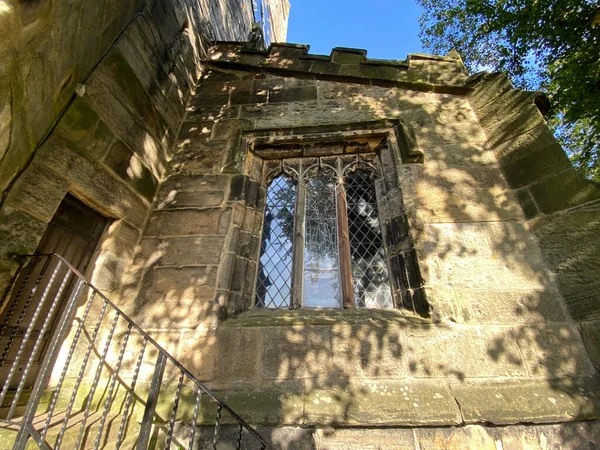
{"left": 416, "top": 425, "right": 497, "bottom": 450}
{"left": 331, "top": 322, "right": 408, "bottom": 378}
{"left": 261, "top": 326, "right": 332, "bottom": 380}
{"left": 484, "top": 104, "right": 546, "bottom": 150}
{"left": 200, "top": 381, "right": 304, "bottom": 426}
{"left": 186, "top": 104, "right": 240, "bottom": 122}
{"left": 468, "top": 73, "right": 514, "bottom": 111}
{"left": 213, "top": 327, "right": 262, "bottom": 381}
{"left": 456, "top": 289, "right": 568, "bottom": 324}
{"left": 515, "top": 324, "right": 596, "bottom": 377}
{"left": 144, "top": 208, "right": 229, "bottom": 237}
{"left": 104, "top": 139, "right": 158, "bottom": 200}
{"left": 304, "top": 379, "right": 461, "bottom": 426}
{"left": 268, "top": 86, "right": 318, "bottom": 103}
{"left": 138, "top": 236, "right": 224, "bottom": 267}
{"left": 528, "top": 169, "right": 600, "bottom": 215}
{"left": 38, "top": 135, "right": 149, "bottom": 228}
{"left": 491, "top": 123, "right": 557, "bottom": 166}
{"left": 500, "top": 143, "right": 572, "bottom": 189}
{"left": 0, "top": 206, "right": 48, "bottom": 260}
{"left": 4, "top": 161, "right": 68, "bottom": 222}
{"left": 581, "top": 321, "right": 600, "bottom": 370}
{"left": 451, "top": 379, "right": 600, "bottom": 425}
{"left": 136, "top": 266, "right": 218, "bottom": 330}
{"left": 160, "top": 174, "right": 229, "bottom": 194}
{"left": 317, "top": 428, "right": 416, "bottom": 449}
{"left": 156, "top": 190, "right": 225, "bottom": 209}
{"left": 406, "top": 325, "right": 527, "bottom": 378}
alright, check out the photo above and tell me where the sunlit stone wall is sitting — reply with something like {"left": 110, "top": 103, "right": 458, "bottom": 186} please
{"left": 127, "top": 43, "right": 600, "bottom": 435}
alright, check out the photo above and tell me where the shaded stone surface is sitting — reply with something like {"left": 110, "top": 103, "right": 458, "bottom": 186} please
{"left": 104, "top": 139, "right": 158, "bottom": 200}
{"left": 203, "top": 381, "right": 304, "bottom": 426}
{"left": 406, "top": 325, "right": 527, "bottom": 379}
{"left": 261, "top": 326, "right": 332, "bottom": 380}
{"left": 515, "top": 324, "right": 596, "bottom": 377}
{"left": 212, "top": 327, "right": 263, "bottom": 381}
{"left": 4, "top": 161, "right": 69, "bottom": 222}
{"left": 581, "top": 321, "right": 600, "bottom": 371}
{"left": 0, "top": 206, "right": 48, "bottom": 260}
{"left": 331, "top": 323, "right": 408, "bottom": 378}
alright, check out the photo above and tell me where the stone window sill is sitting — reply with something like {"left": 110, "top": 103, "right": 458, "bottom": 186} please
{"left": 223, "top": 308, "right": 432, "bottom": 328}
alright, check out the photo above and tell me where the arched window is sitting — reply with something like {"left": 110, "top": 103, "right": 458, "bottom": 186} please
{"left": 252, "top": 153, "right": 428, "bottom": 316}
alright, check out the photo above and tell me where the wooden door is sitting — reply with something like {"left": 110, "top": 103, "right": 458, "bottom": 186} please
{"left": 0, "top": 194, "right": 107, "bottom": 388}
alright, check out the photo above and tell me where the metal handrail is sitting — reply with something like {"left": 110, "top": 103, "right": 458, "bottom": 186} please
{"left": 0, "top": 253, "right": 274, "bottom": 449}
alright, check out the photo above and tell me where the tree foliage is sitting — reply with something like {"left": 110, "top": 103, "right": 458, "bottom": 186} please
{"left": 417, "top": 0, "right": 600, "bottom": 182}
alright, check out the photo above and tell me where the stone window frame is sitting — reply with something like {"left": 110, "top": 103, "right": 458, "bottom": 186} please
{"left": 220, "top": 120, "right": 430, "bottom": 317}
{"left": 258, "top": 153, "right": 392, "bottom": 310}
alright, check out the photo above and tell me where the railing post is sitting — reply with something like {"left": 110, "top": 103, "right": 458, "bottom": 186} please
{"left": 136, "top": 353, "right": 167, "bottom": 450}
{"left": 13, "top": 277, "right": 85, "bottom": 450}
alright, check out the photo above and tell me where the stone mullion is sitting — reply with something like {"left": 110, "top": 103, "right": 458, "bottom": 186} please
{"left": 335, "top": 159, "right": 355, "bottom": 309}
{"left": 290, "top": 161, "right": 306, "bottom": 309}
{"left": 336, "top": 181, "right": 356, "bottom": 309}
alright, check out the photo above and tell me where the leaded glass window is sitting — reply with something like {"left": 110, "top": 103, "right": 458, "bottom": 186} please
{"left": 255, "top": 175, "right": 296, "bottom": 309}
{"left": 346, "top": 170, "right": 393, "bottom": 308}
{"left": 253, "top": 154, "right": 424, "bottom": 312}
{"left": 303, "top": 172, "right": 341, "bottom": 308}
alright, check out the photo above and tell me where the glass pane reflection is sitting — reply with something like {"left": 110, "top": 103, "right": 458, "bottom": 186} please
{"left": 255, "top": 175, "right": 296, "bottom": 309}
{"left": 303, "top": 173, "right": 341, "bottom": 308}
{"left": 346, "top": 170, "right": 393, "bottom": 308}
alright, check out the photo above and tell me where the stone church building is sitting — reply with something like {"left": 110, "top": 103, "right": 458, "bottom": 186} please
{"left": 1, "top": 0, "right": 599, "bottom": 448}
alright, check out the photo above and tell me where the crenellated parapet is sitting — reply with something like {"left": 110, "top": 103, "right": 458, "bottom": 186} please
{"left": 207, "top": 42, "right": 470, "bottom": 92}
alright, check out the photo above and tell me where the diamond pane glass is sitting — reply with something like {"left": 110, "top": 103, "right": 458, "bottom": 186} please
{"left": 303, "top": 172, "right": 341, "bottom": 308}
{"left": 255, "top": 175, "right": 296, "bottom": 309}
{"left": 346, "top": 170, "right": 393, "bottom": 308}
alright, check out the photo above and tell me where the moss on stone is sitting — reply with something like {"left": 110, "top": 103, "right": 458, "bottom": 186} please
{"left": 529, "top": 169, "right": 600, "bottom": 214}
{"left": 59, "top": 98, "right": 100, "bottom": 142}
{"left": 102, "top": 49, "right": 170, "bottom": 140}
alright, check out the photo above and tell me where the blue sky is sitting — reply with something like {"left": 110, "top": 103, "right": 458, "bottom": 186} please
{"left": 286, "top": 0, "right": 424, "bottom": 61}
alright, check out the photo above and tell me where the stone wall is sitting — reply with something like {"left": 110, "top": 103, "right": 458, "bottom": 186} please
{"left": 2, "top": 18, "right": 599, "bottom": 442}
{"left": 182, "top": 421, "right": 600, "bottom": 449}
{"left": 0, "top": 0, "right": 254, "bottom": 297}
{"left": 468, "top": 72, "right": 600, "bottom": 369}
{"left": 0, "top": 0, "right": 252, "bottom": 195}
{"left": 127, "top": 43, "right": 600, "bottom": 435}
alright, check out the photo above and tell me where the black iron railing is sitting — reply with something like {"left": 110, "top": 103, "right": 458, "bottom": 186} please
{"left": 0, "top": 254, "right": 273, "bottom": 449}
